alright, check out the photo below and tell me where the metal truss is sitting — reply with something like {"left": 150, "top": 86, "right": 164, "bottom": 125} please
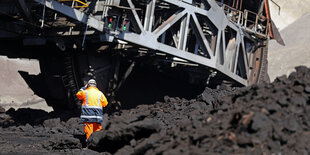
{"left": 33, "top": 0, "right": 269, "bottom": 86}
{"left": 34, "top": 0, "right": 104, "bottom": 31}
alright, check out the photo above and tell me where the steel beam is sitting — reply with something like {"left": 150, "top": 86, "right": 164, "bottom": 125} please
{"left": 34, "top": 0, "right": 104, "bottom": 31}
{"left": 119, "top": 32, "right": 216, "bottom": 68}
{"left": 15, "top": 0, "right": 33, "bottom": 22}
{"left": 191, "top": 13, "right": 213, "bottom": 59}
{"left": 178, "top": 13, "right": 190, "bottom": 50}
{"left": 144, "top": 0, "right": 156, "bottom": 31}
{"left": 154, "top": 10, "right": 186, "bottom": 38}
{"left": 127, "top": 0, "right": 144, "bottom": 33}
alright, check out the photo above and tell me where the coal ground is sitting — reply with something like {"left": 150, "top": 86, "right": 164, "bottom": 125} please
{"left": 1, "top": 66, "right": 310, "bottom": 154}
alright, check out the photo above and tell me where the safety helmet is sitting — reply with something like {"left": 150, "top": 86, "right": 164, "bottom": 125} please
{"left": 88, "top": 79, "right": 97, "bottom": 87}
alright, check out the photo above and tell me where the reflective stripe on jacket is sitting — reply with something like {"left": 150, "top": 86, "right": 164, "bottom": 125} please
{"left": 76, "top": 87, "right": 108, "bottom": 123}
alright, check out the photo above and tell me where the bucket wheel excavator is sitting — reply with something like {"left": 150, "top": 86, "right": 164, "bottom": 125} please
{"left": 0, "top": 0, "right": 275, "bottom": 110}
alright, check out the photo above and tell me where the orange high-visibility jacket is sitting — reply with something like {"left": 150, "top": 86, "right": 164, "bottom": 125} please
{"left": 76, "top": 87, "right": 108, "bottom": 123}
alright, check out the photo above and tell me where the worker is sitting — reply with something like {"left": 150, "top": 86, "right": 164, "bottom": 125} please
{"left": 76, "top": 79, "right": 108, "bottom": 141}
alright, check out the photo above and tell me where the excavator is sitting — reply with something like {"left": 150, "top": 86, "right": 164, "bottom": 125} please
{"left": 0, "top": 0, "right": 279, "bottom": 110}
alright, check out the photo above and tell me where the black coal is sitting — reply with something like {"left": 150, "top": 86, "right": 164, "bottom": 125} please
{"left": 1, "top": 66, "right": 310, "bottom": 154}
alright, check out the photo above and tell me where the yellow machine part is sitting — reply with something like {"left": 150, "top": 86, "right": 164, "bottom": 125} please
{"left": 58, "top": 0, "right": 88, "bottom": 8}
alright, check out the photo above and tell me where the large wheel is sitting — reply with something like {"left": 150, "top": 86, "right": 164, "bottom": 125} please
{"left": 36, "top": 50, "right": 75, "bottom": 111}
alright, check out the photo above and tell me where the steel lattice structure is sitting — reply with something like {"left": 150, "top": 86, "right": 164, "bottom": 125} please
{"left": 33, "top": 0, "right": 269, "bottom": 86}
{"left": 0, "top": 0, "right": 270, "bottom": 87}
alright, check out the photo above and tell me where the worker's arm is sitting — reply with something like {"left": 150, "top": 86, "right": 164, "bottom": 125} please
{"left": 100, "top": 93, "right": 108, "bottom": 107}
{"left": 76, "top": 85, "right": 87, "bottom": 100}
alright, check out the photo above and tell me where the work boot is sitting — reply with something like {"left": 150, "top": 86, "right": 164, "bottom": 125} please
{"left": 82, "top": 139, "right": 88, "bottom": 150}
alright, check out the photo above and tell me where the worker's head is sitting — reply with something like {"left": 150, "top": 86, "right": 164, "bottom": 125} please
{"left": 87, "top": 79, "right": 97, "bottom": 87}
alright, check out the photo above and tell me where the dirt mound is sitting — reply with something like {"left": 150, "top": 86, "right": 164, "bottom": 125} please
{"left": 0, "top": 66, "right": 310, "bottom": 154}
{"left": 88, "top": 66, "right": 310, "bottom": 154}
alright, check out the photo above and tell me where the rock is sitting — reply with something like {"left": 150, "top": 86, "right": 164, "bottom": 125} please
{"left": 132, "top": 140, "right": 154, "bottom": 155}
{"left": 43, "top": 134, "right": 82, "bottom": 150}
{"left": 130, "top": 139, "right": 136, "bottom": 147}
{"left": 290, "top": 96, "right": 307, "bottom": 106}
{"left": 277, "top": 97, "right": 289, "bottom": 107}
{"left": 19, "top": 123, "right": 33, "bottom": 132}
{"left": 114, "top": 145, "right": 134, "bottom": 155}
{"left": 65, "top": 117, "right": 80, "bottom": 127}
{"left": 266, "top": 103, "right": 281, "bottom": 114}
{"left": 72, "top": 149, "right": 104, "bottom": 155}
{"left": 199, "top": 89, "right": 215, "bottom": 105}
{"left": 305, "top": 86, "right": 310, "bottom": 93}
{"left": 43, "top": 118, "right": 61, "bottom": 128}
{"left": 284, "top": 115, "right": 299, "bottom": 132}
{"left": 0, "top": 106, "right": 5, "bottom": 113}
{"left": 293, "top": 85, "right": 304, "bottom": 93}
{"left": 295, "top": 66, "right": 308, "bottom": 75}
{"left": 88, "top": 118, "right": 161, "bottom": 153}
{"left": 251, "top": 113, "right": 271, "bottom": 132}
